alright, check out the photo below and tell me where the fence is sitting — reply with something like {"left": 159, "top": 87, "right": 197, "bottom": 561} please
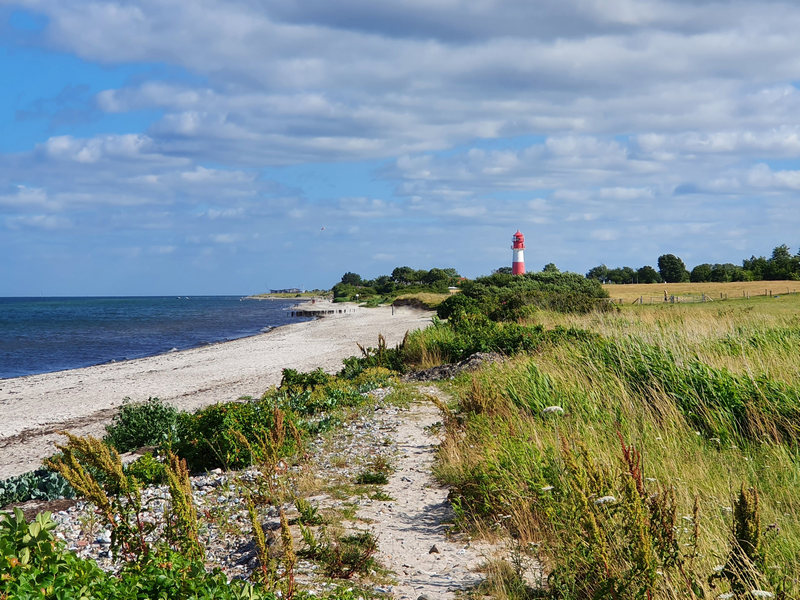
{"left": 614, "top": 287, "right": 800, "bottom": 306}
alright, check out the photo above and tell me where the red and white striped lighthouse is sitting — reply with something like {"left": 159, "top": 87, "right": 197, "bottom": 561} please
{"left": 511, "top": 230, "right": 525, "bottom": 275}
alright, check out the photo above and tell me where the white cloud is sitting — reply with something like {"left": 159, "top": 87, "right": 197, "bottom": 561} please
{"left": 6, "top": 0, "right": 800, "bottom": 292}
{"left": 5, "top": 214, "right": 72, "bottom": 230}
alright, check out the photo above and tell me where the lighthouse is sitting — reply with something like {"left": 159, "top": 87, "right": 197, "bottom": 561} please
{"left": 511, "top": 230, "right": 525, "bottom": 275}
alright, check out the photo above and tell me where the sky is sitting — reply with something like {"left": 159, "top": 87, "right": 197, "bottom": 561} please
{"left": 2, "top": 0, "right": 800, "bottom": 296}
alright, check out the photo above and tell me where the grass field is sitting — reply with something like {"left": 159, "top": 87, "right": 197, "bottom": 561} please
{"left": 603, "top": 279, "right": 800, "bottom": 303}
{"left": 434, "top": 292, "right": 800, "bottom": 598}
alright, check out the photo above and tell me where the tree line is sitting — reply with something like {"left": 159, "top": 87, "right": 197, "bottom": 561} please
{"left": 333, "top": 266, "right": 461, "bottom": 302}
{"left": 586, "top": 244, "right": 800, "bottom": 284}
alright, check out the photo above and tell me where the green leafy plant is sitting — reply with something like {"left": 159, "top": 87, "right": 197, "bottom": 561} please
{"left": 104, "top": 396, "right": 180, "bottom": 452}
{"left": 124, "top": 451, "right": 167, "bottom": 485}
{"left": 295, "top": 497, "right": 324, "bottom": 525}
{"left": 0, "top": 468, "right": 75, "bottom": 507}
{"left": 300, "top": 527, "right": 379, "bottom": 579}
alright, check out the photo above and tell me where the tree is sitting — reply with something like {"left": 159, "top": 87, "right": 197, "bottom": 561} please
{"left": 422, "top": 268, "right": 449, "bottom": 285}
{"left": 657, "top": 254, "right": 688, "bottom": 283}
{"left": 742, "top": 255, "right": 768, "bottom": 280}
{"left": 607, "top": 266, "right": 636, "bottom": 284}
{"left": 543, "top": 263, "right": 560, "bottom": 273}
{"left": 637, "top": 265, "right": 662, "bottom": 284}
{"left": 390, "top": 266, "right": 415, "bottom": 284}
{"left": 586, "top": 265, "right": 609, "bottom": 282}
{"left": 765, "top": 244, "right": 799, "bottom": 280}
{"left": 690, "top": 264, "right": 712, "bottom": 282}
{"left": 340, "top": 272, "right": 362, "bottom": 286}
{"left": 494, "top": 266, "right": 513, "bottom": 275}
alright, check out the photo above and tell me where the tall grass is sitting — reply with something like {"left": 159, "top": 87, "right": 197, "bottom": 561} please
{"left": 436, "top": 296, "right": 800, "bottom": 598}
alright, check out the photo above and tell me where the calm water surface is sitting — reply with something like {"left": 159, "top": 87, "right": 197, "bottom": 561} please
{"left": 0, "top": 296, "right": 308, "bottom": 379}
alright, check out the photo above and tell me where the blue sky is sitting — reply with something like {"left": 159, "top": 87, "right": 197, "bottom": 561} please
{"left": 2, "top": 0, "right": 800, "bottom": 295}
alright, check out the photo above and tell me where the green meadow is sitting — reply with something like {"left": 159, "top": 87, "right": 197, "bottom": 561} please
{"left": 429, "top": 293, "right": 800, "bottom": 598}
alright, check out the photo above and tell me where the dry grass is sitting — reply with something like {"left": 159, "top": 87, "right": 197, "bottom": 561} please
{"left": 393, "top": 292, "right": 450, "bottom": 308}
{"left": 603, "top": 280, "right": 800, "bottom": 303}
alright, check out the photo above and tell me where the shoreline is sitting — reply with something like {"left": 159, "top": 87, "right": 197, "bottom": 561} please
{"left": 0, "top": 303, "right": 432, "bottom": 479}
{"left": 0, "top": 296, "right": 311, "bottom": 381}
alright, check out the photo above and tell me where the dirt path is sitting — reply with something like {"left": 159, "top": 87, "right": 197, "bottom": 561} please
{"left": 358, "top": 389, "right": 493, "bottom": 599}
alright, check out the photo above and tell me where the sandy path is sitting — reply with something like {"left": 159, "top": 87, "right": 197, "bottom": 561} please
{"left": 359, "top": 390, "right": 492, "bottom": 599}
{"left": 0, "top": 304, "right": 432, "bottom": 478}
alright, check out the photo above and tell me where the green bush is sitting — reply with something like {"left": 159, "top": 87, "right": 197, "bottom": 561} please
{"left": 280, "top": 367, "right": 332, "bottom": 393}
{"left": 104, "top": 397, "right": 180, "bottom": 453}
{"left": 439, "top": 271, "right": 612, "bottom": 323}
{"left": 174, "top": 400, "right": 296, "bottom": 472}
{"left": 124, "top": 452, "right": 167, "bottom": 485}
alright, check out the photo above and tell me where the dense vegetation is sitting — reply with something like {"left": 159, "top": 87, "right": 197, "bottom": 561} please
{"left": 0, "top": 367, "right": 397, "bottom": 599}
{"left": 331, "top": 266, "right": 461, "bottom": 304}
{"left": 434, "top": 295, "right": 800, "bottom": 599}
{"left": 587, "top": 244, "right": 800, "bottom": 284}
{"left": 436, "top": 271, "right": 610, "bottom": 321}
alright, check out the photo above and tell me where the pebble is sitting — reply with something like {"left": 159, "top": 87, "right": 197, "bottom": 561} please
{"left": 42, "top": 393, "right": 403, "bottom": 590}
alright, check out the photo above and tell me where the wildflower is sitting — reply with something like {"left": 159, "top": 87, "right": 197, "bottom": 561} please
{"left": 542, "top": 406, "right": 564, "bottom": 415}
{"left": 540, "top": 485, "right": 554, "bottom": 492}
{"left": 712, "top": 565, "right": 724, "bottom": 573}
{"left": 717, "top": 594, "right": 734, "bottom": 600}
{"left": 682, "top": 515, "right": 693, "bottom": 522}
{"left": 594, "top": 495, "right": 616, "bottom": 505}
{"left": 750, "top": 591, "right": 774, "bottom": 599}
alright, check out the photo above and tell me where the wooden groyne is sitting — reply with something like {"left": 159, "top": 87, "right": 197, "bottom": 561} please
{"left": 289, "top": 302, "right": 359, "bottom": 317}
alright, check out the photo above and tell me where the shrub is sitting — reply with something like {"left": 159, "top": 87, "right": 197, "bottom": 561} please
{"left": 104, "top": 397, "right": 180, "bottom": 453}
{"left": 124, "top": 452, "right": 167, "bottom": 485}
{"left": 174, "top": 400, "right": 297, "bottom": 472}
{"left": 280, "top": 368, "right": 332, "bottom": 393}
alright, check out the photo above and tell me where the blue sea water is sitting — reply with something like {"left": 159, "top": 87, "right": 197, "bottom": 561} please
{"left": 0, "top": 296, "right": 310, "bottom": 379}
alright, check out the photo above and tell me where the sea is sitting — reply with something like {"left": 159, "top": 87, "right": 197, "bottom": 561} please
{"left": 0, "top": 296, "right": 310, "bottom": 380}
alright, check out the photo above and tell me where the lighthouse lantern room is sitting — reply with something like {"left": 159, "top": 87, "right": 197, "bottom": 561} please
{"left": 511, "top": 230, "right": 525, "bottom": 275}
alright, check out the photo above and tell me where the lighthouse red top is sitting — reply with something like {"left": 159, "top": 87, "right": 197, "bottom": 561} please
{"left": 512, "top": 230, "right": 525, "bottom": 249}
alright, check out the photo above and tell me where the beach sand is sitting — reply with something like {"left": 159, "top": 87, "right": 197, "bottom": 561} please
{"left": 0, "top": 303, "right": 432, "bottom": 478}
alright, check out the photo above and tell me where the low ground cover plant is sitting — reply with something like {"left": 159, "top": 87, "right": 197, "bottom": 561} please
{"left": 0, "top": 468, "right": 74, "bottom": 508}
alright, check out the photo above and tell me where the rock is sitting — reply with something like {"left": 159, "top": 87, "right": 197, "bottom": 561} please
{"left": 429, "top": 544, "right": 439, "bottom": 554}
{"left": 403, "top": 352, "right": 504, "bottom": 382}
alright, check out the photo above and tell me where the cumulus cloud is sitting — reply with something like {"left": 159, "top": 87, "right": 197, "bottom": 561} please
{"left": 5, "top": 0, "right": 800, "bottom": 292}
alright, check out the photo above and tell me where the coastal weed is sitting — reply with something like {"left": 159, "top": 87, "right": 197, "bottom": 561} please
{"left": 45, "top": 432, "right": 151, "bottom": 562}
{"left": 299, "top": 526, "right": 379, "bottom": 579}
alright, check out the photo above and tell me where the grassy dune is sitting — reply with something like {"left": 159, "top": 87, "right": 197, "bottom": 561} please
{"left": 433, "top": 293, "right": 800, "bottom": 598}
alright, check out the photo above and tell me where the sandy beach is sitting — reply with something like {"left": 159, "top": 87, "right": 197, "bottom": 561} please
{"left": 0, "top": 303, "right": 432, "bottom": 479}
